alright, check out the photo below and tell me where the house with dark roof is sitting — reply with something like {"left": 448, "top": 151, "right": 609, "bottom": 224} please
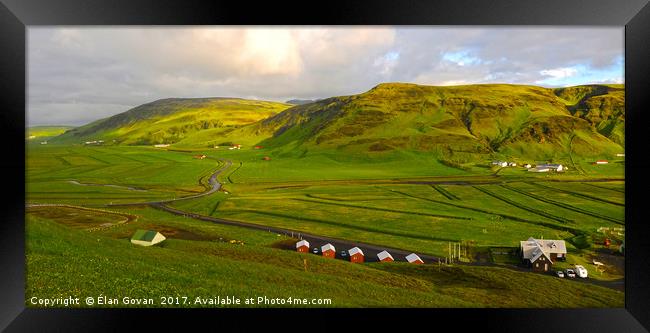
{"left": 520, "top": 237, "right": 567, "bottom": 272}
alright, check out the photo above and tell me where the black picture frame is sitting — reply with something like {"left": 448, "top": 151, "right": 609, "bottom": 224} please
{"left": 2, "top": 0, "right": 649, "bottom": 331}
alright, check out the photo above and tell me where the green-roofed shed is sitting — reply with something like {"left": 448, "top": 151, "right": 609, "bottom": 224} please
{"left": 130, "top": 229, "right": 166, "bottom": 247}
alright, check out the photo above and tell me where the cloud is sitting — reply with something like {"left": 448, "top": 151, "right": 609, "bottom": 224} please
{"left": 28, "top": 27, "right": 623, "bottom": 126}
{"left": 539, "top": 67, "right": 579, "bottom": 79}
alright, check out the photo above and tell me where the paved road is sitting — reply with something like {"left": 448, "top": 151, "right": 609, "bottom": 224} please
{"left": 153, "top": 202, "right": 439, "bottom": 263}
{"left": 108, "top": 159, "right": 231, "bottom": 207}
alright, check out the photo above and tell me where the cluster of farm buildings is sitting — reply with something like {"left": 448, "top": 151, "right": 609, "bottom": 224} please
{"left": 492, "top": 160, "right": 566, "bottom": 172}
{"left": 130, "top": 228, "right": 582, "bottom": 276}
{"left": 493, "top": 158, "right": 617, "bottom": 172}
{"left": 295, "top": 240, "right": 424, "bottom": 264}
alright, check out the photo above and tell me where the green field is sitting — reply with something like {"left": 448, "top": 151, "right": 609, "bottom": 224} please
{"left": 25, "top": 82, "right": 625, "bottom": 308}
{"left": 26, "top": 206, "right": 623, "bottom": 308}
{"left": 27, "top": 126, "right": 73, "bottom": 140}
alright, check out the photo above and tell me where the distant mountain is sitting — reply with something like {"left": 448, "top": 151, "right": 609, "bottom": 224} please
{"left": 249, "top": 83, "right": 624, "bottom": 161}
{"left": 52, "top": 98, "right": 292, "bottom": 145}
{"left": 50, "top": 83, "right": 624, "bottom": 163}
{"left": 286, "top": 99, "right": 319, "bottom": 105}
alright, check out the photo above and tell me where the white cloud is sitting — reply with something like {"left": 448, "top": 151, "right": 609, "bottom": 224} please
{"left": 539, "top": 67, "right": 579, "bottom": 79}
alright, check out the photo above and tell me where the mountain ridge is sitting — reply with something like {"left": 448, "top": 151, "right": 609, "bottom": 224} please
{"left": 49, "top": 83, "right": 624, "bottom": 162}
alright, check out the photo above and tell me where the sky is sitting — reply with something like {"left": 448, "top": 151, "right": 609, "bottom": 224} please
{"left": 28, "top": 26, "right": 624, "bottom": 126}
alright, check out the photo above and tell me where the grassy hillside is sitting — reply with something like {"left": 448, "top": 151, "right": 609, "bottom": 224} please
{"left": 26, "top": 206, "right": 623, "bottom": 308}
{"left": 553, "top": 84, "right": 625, "bottom": 146}
{"left": 27, "top": 126, "right": 73, "bottom": 140}
{"left": 52, "top": 98, "right": 292, "bottom": 145}
{"left": 224, "top": 83, "right": 624, "bottom": 164}
{"left": 47, "top": 83, "right": 624, "bottom": 165}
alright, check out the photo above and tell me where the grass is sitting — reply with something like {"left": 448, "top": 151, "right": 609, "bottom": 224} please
{"left": 26, "top": 206, "right": 623, "bottom": 308}
{"left": 27, "top": 126, "right": 73, "bottom": 140}
{"left": 25, "top": 82, "right": 626, "bottom": 307}
{"left": 26, "top": 145, "right": 223, "bottom": 205}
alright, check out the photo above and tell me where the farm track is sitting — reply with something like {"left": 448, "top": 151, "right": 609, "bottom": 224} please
{"left": 431, "top": 185, "right": 460, "bottom": 200}
{"left": 471, "top": 186, "right": 574, "bottom": 225}
{"left": 527, "top": 182, "right": 624, "bottom": 207}
{"left": 293, "top": 197, "right": 473, "bottom": 220}
{"left": 500, "top": 184, "right": 624, "bottom": 225}
{"left": 583, "top": 182, "right": 625, "bottom": 194}
{"left": 226, "top": 162, "right": 243, "bottom": 184}
{"left": 220, "top": 208, "right": 459, "bottom": 243}
{"left": 387, "top": 189, "right": 552, "bottom": 226}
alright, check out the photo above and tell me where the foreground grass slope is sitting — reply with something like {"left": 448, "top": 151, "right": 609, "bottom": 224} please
{"left": 26, "top": 207, "right": 623, "bottom": 308}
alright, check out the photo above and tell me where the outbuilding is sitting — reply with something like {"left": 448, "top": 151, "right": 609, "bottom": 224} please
{"left": 321, "top": 243, "right": 336, "bottom": 258}
{"left": 348, "top": 247, "right": 365, "bottom": 263}
{"left": 595, "top": 160, "right": 609, "bottom": 164}
{"left": 406, "top": 253, "right": 424, "bottom": 264}
{"left": 377, "top": 250, "right": 394, "bottom": 262}
{"left": 130, "top": 230, "right": 166, "bottom": 247}
{"left": 296, "top": 240, "right": 310, "bottom": 253}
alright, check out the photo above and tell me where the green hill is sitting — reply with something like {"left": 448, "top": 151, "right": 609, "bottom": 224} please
{"left": 52, "top": 98, "right": 292, "bottom": 145}
{"left": 242, "top": 83, "right": 624, "bottom": 162}
{"left": 27, "top": 126, "right": 74, "bottom": 140}
{"left": 50, "top": 83, "right": 624, "bottom": 163}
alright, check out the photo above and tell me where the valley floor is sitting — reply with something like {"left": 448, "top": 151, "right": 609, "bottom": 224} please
{"left": 25, "top": 144, "right": 625, "bottom": 307}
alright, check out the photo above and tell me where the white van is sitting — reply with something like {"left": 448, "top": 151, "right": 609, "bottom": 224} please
{"left": 574, "top": 265, "right": 588, "bottom": 278}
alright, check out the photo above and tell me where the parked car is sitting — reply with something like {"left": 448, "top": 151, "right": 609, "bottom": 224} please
{"left": 565, "top": 269, "right": 576, "bottom": 278}
{"left": 555, "top": 270, "right": 565, "bottom": 278}
{"left": 574, "top": 265, "right": 588, "bottom": 278}
{"left": 340, "top": 251, "right": 348, "bottom": 257}
{"left": 312, "top": 247, "right": 319, "bottom": 254}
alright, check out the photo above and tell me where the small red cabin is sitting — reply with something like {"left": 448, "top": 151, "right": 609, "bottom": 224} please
{"left": 603, "top": 238, "right": 611, "bottom": 247}
{"left": 254, "top": 146, "right": 263, "bottom": 149}
{"left": 296, "top": 240, "right": 310, "bottom": 253}
{"left": 193, "top": 154, "right": 207, "bottom": 160}
{"left": 377, "top": 250, "right": 394, "bottom": 262}
{"left": 348, "top": 247, "right": 365, "bottom": 263}
{"left": 321, "top": 243, "right": 336, "bottom": 258}
{"left": 262, "top": 156, "right": 271, "bottom": 161}
{"left": 406, "top": 253, "right": 424, "bottom": 264}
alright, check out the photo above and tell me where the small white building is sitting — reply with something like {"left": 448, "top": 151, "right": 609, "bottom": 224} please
{"left": 534, "top": 164, "right": 564, "bottom": 172}
{"left": 406, "top": 253, "right": 424, "bottom": 264}
{"left": 524, "top": 164, "right": 532, "bottom": 169}
{"left": 130, "top": 230, "right": 166, "bottom": 247}
{"left": 154, "top": 144, "right": 170, "bottom": 148}
{"left": 616, "top": 153, "right": 625, "bottom": 157}
{"left": 596, "top": 160, "right": 609, "bottom": 165}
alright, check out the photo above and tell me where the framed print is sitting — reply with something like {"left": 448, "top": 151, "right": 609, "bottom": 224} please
{"left": 1, "top": 0, "right": 649, "bottom": 331}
